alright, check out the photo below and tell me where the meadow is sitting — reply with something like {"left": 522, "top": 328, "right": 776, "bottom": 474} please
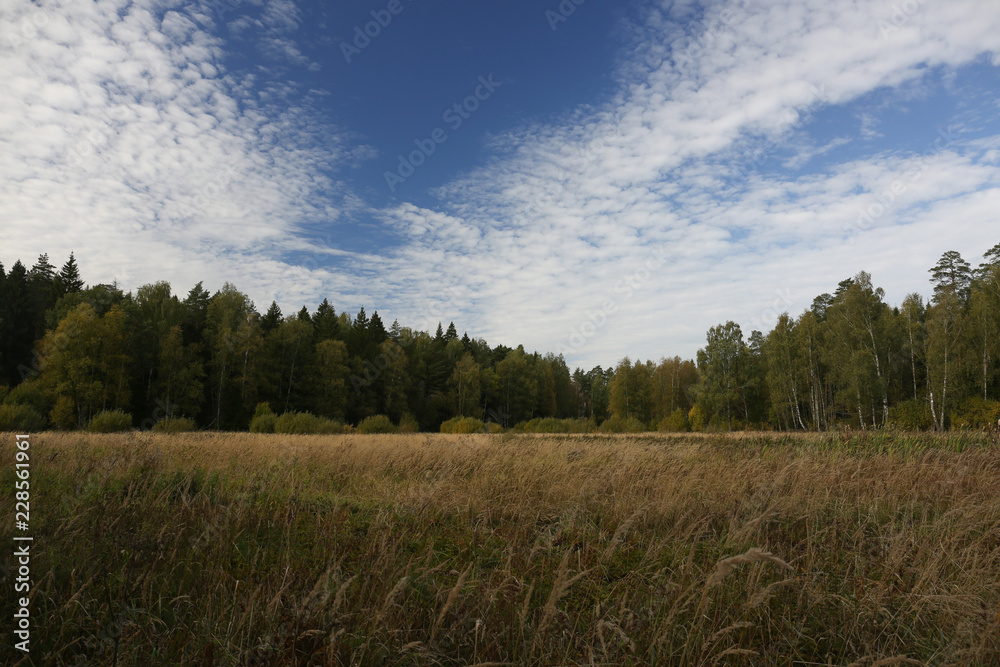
{"left": 2, "top": 430, "right": 999, "bottom": 666}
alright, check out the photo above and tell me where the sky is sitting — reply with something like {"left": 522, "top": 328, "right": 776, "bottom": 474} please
{"left": 2, "top": 0, "right": 1000, "bottom": 370}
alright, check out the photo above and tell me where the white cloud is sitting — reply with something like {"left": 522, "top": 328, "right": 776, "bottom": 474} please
{"left": 368, "top": 0, "right": 1000, "bottom": 367}
{"left": 0, "top": 0, "right": 356, "bottom": 311}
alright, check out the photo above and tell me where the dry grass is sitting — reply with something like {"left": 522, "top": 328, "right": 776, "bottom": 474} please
{"left": 1, "top": 430, "right": 999, "bottom": 665}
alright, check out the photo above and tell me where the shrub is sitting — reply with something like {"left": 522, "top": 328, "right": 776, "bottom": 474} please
{"left": 398, "top": 412, "right": 420, "bottom": 433}
{"left": 441, "top": 417, "right": 485, "bottom": 434}
{"left": 87, "top": 410, "right": 133, "bottom": 433}
{"left": 658, "top": 408, "right": 690, "bottom": 433}
{"left": 486, "top": 422, "right": 505, "bottom": 434}
{"left": 356, "top": 414, "right": 397, "bottom": 434}
{"left": 888, "top": 398, "right": 934, "bottom": 430}
{"left": 0, "top": 404, "right": 47, "bottom": 432}
{"left": 274, "top": 412, "right": 343, "bottom": 435}
{"left": 50, "top": 396, "right": 77, "bottom": 430}
{"left": 250, "top": 404, "right": 277, "bottom": 433}
{"left": 4, "top": 381, "right": 53, "bottom": 418}
{"left": 952, "top": 397, "right": 1000, "bottom": 430}
{"left": 598, "top": 415, "right": 646, "bottom": 433}
{"left": 152, "top": 417, "right": 197, "bottom": 433}
{"left": 250, "top": 412, "right": 277, "bottom": 433}
{"left": 0, "top": 385, "right": 8, "bottom": 403}
{"left": 688, "top": 404, "right": 707, "bottom": 432}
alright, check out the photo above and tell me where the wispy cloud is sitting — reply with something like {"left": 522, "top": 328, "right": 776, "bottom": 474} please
{"left": 0, "top": 0, "right": 360, "bottom": 309}
{"left": 367, "top": 0, "right": 1000, "bottom": 367}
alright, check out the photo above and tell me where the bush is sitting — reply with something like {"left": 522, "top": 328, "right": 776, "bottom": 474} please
{"left": 4, "top": 381, "right": 53, "bottom": 418}
{"left": 87, "top": 410, "right": 133, "bottom": 433}
{"left": 249, "top": 412, "right": 277, "bottom": 433}
{"left": 50, "top": 396, "right": 77, "bottom": 430}
{"left": 888, "top": 398, "right": 934, "bottom": 430}
{"left": 598, "top": 415, "right": 646, "bottom": 433}
{"left": 952, "top": 397, "right": 1000, "bottom": 430}
{"left": 0, "top": 385, "right": 8, "bottom": 403}
{"left": 441, "top": 417, "right": 485, "bottom": 434}
{"left": 274, "top": 412, "right": 343, "bottom": 435}
{"left": 688, "top": 405, "right": 707, "bottom": 432}
{"left": 356, "top": 414, "right": 397, "bottom": 434}
{"left": 658, "top": 408, "right": 690, "bottom": 433}
{"left": 486, "top": 422, "right": 505, "bottom": 434}
{"left": 398, "top": 412, "right": 420, "bottom": 433}
{"left": 250, "top": 403, "right": 277, "bottom": 433}
{"left": 152, "top": 417, "right": 197, "bottom": 433}
{"left": 0, "top": 404, "right": 47, "bottom": 432}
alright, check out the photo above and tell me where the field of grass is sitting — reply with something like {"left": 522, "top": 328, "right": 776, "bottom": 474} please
{"left": 2, "top": 430, "right": 1000, "bottom": 665}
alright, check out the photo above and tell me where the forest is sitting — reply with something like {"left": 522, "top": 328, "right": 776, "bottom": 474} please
{"left": 0, "top": 243, "right": 998, "bottom": 433}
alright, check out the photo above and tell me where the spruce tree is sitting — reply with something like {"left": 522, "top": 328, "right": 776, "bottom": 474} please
{"left": 262, "top": 301, "right": 283, "bottom": 333}
{"left": 58, "top": 252, "right": 84, "bottom": 293}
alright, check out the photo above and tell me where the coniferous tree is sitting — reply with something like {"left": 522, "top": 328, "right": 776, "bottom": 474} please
{"left": 313, "top": 299, "right": 340, "bottom": 342}
{"left": 930, "top": 250, "right": 973, "bottom": 305}
{"left": 57, "top": 252, "right": 84, "bottom": 294}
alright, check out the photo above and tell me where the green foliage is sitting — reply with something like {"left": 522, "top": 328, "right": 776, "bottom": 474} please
{"left": 152, "top": 417, "right": 197, "bottom": 433}
{"left": 4, "top": 380, "right": 53, "bottom": 417}
{"left": 87, "top": 409, "right": 133, "bottom": 433}
{"left": 398, "top": 412, "right": 420, "bottom": 433}
{"left": 440, "top": 416, "right": 485, "bottom": 434}
{"left": 658, "top": 408, "right": 690, "bottom": 432}
{"left": 356, "top": 414, "right": 397, "bottom": 434}
{"left": 249, "top": 412, "right": 277, "bottom": 434}
{"left": 952, "top": 397, "right": 1000, "bottom": 430}
{"left": 688, "top": 404, "right": 706, "bottom": 432}
{"left": 598, "top": 414, "right": 646, "bottom": 433}
{"left": 49, "top": 396, "right": 76, "bottom": 430}
{"left": 888, "top": 398, "right": 934, "bottom": 430}
{"left": 273, "top": 412, "right": 343, "bottom": 435}
{"left": 0, "top": 404, "right": 47, "bottom": 432}
{"left": 7, "top": 246, "right": 1000, "bottom": 435}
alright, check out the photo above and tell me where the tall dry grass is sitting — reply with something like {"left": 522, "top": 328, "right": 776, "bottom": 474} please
{"left": 1, "top": 430, "right": 999, "bottom": 665}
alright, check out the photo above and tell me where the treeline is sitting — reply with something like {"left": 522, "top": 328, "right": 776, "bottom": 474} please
{"left": 0, "top": 243, "right": 998, "bottom": 433}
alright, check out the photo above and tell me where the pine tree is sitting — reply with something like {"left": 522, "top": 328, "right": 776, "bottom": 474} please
{"left": 313, "top": 299, "right": 340, "bottom": 341}
{"left": 29, "top": 253, "right": 56, "bottom": 282}
{"left": 930, "top": 250, "right": 973, "bottom": 304}
{"left": 369, "top": 311, "right": 388, "bottom": 344}
{"left": 261, "top": 301, "right": 283, "bottom": 334}
{"left": 58, "top": 252, "right": 84, "bottom": 293}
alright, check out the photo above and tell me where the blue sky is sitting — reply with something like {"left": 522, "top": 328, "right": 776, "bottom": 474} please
{"left": 3, "top": 0, "right": 1000, "bottom": 369}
